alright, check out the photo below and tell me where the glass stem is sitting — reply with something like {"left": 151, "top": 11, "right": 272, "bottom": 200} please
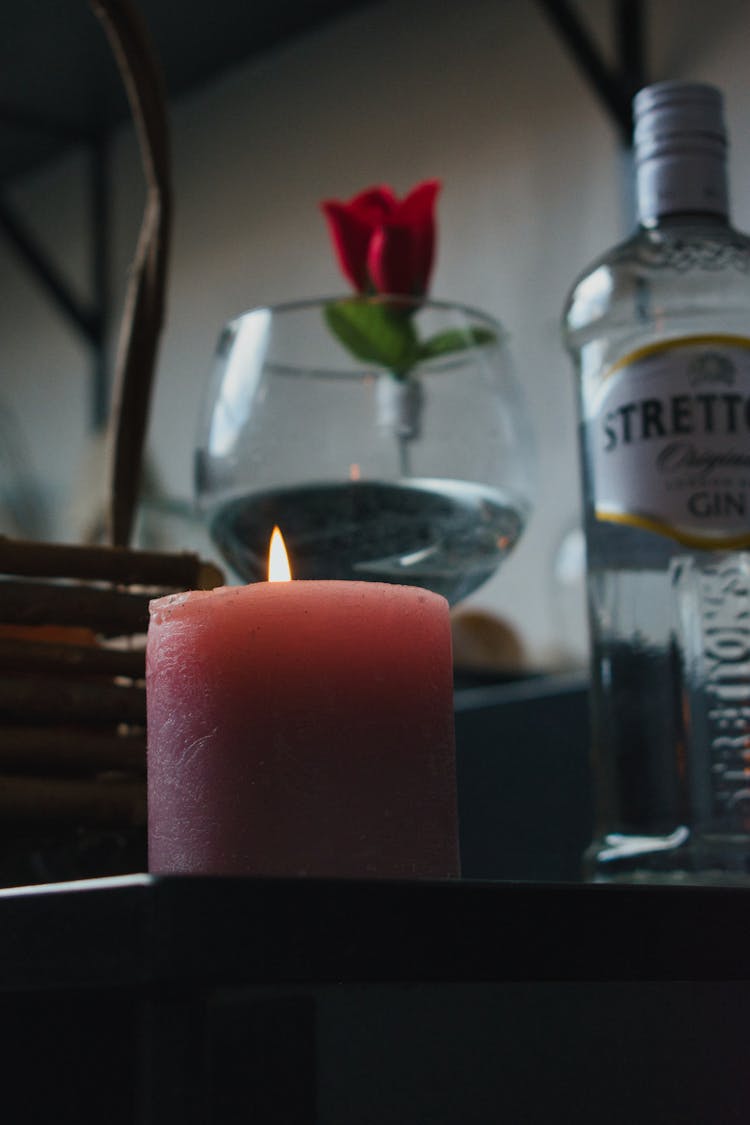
{"left": 376, "top": 372, "right": 422, "bottom": 478}
{"left": 398, "top": 436, "right": 412, "bottom": 477}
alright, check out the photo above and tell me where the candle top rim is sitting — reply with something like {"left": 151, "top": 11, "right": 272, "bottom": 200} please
{"left": 149, "top": 581, "right": 449, "bottom": 621}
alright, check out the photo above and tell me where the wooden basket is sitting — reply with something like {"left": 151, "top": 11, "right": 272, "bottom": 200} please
{"left": 0, "top": 538, "right": 221, "bottom": 883}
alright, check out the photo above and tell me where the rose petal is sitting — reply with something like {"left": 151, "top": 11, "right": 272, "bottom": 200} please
{"left": 348, "top": 185, "right": 399, "bottom": 222}
{"left": 409, "top": 217, "right": 436, "bottom": 295}
{"left": 367, "top": 224, "right": 424, "bottom": 296}
{"left": 386, "top": 181, "right": 440, "bottom": 294}
{"left": 394, "top": 179, "right": 441, "bottom": 224}
{"left": 321, "top": 201, "right": 376, "bottom": 292}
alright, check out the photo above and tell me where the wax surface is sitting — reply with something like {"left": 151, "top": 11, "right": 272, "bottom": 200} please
{"left": 146, "top": 581, "right": 459, "bottom": 878}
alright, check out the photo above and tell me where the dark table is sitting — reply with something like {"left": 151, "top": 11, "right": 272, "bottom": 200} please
{"left": 0, "top": 873, "right": 747, "bottom": 1124}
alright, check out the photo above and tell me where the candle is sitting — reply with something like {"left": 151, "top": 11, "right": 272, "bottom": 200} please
{"left": 146, "top": 534, "right": 459, "bottom": 879}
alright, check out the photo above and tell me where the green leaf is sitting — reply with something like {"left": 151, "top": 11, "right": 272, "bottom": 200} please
{"left": 417, "top": 326, "right": 496, "bottom": 361}
{"left": 324, "top": 300, "right": 420, "bottom": 375}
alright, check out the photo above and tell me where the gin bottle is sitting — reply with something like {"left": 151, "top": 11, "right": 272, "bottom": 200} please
{"left": 563, "top": 81, "right": 750, "bottom": 883}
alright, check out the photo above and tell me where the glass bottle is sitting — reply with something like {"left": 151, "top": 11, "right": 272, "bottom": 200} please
{"left": 562, "top": 81, "right": 750, "bottom": 883}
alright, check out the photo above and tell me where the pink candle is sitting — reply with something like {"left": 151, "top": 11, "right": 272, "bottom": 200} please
{"left": 146, "top": 578, "right": 459, "bottom": 879}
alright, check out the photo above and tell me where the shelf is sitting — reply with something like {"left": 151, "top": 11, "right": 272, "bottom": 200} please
{"left": 0, "top": 874, "right": 746, "bottom": 1124}
{"left": 0, "top": 873, "right": 747, "bottom": 989}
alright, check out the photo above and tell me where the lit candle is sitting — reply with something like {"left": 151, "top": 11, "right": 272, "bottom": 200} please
{"left": 146, "top": 529, "right": 459, "bottom": 879}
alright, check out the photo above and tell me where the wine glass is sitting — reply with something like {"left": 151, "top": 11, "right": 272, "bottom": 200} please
{"left": 195, "top": 295, "right": 535, "bottom": 605}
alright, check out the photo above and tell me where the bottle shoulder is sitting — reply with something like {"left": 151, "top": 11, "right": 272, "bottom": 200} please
{"left": 563, "top": 221, "right": 750, "bottom": 347}
{"left": 612, "top": 221, "right": 750, "bottom": 272}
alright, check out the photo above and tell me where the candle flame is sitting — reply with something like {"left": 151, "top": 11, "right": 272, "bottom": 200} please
{"left": 268, "top": 526, "right": 292, "bottom": 582}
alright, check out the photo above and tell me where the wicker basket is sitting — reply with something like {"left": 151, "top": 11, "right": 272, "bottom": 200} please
{"left": 0, "top": 537, "right": 221, "bottom": 884}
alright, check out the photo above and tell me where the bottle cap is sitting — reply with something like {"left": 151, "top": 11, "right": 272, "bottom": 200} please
{"left": 634, "top": 81, "right": 726, "bottom": 159}
{"left": 633, "top": 81, "right": 728, "bottom": 221}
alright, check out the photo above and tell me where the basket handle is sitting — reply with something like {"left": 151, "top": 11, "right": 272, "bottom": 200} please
{"left": 90, "top": 0, "right": 172, "bottom": 548}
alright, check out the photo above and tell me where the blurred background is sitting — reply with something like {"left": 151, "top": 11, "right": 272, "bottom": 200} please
{"left": 1, "top": 0, "right": 749, "bottom": 672}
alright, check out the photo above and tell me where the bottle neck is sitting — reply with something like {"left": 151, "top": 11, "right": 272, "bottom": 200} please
{"left": 636, "top": 149, "right": 729, "bottom": 227}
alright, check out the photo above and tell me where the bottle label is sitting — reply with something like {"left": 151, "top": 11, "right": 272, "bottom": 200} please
{"left": 589, "top": 334, "right": 750, "bottom": 549}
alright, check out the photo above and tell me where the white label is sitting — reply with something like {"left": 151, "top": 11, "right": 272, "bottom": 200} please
{"left": 589, "top": 335, "right": 750, "bottom": 549}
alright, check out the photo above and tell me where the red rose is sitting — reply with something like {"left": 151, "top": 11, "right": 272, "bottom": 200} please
{"left": 321, "top": 180, "right": 440, "bottom": 297}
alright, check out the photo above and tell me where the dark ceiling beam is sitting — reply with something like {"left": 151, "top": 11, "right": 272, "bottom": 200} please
{"left": 0, "top": 192, "right": 103, "bottom": 346}
{"left": 0, "top": 133, "right": 111, "bottom": 431}
{"left": 536, "top": 0, "right": 647, "bottom": 145}
{"left": 616, "top": 0, "right": 646, "bottom": 96}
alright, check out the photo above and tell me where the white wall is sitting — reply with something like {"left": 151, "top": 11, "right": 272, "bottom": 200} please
{"left": 2, "top": 0, "right": 750, "bottom": 666}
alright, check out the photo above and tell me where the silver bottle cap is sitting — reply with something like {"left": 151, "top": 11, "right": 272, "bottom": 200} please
{"left": 633, "top": 81, "right": 728, "bottom": 223}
